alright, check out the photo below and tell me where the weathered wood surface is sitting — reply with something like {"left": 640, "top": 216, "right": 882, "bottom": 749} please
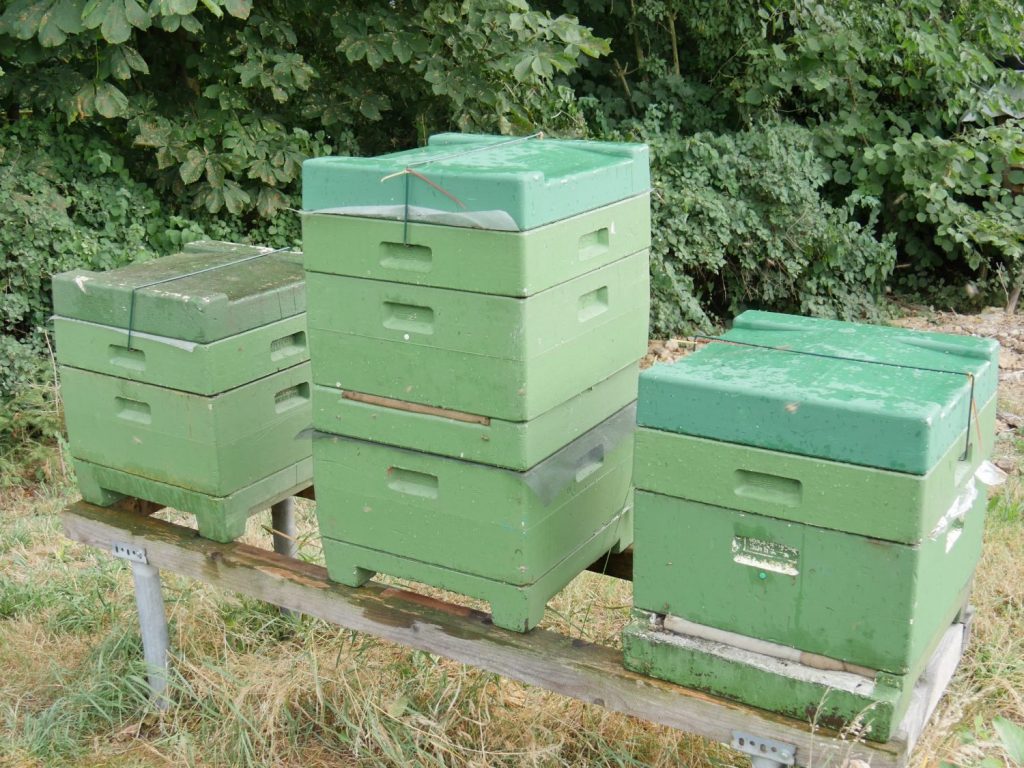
{"left": 63, "top": 501, "right": 948, "bottom": 768}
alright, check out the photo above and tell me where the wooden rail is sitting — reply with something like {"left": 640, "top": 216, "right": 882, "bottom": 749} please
{"left": 62, "top": 500, "right": 963, "bottom": 768}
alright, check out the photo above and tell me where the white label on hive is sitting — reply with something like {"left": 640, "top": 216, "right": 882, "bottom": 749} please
{"left": 732, "top": 536, "right": 799, "bottom": 576}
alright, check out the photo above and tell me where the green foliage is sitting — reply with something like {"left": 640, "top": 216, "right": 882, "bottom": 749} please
{"left": 637, "top": 120, "right": 895, "bottom": 333}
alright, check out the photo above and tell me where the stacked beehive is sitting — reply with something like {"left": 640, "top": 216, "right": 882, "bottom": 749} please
{"left": 622, "top": 311, "right": 999, "bottom": 741}
{"left": 54, "top": 241, "right": 313, "bottom": 542}
{"left": 302, "top": 133, "right": 651, "bottom": 631}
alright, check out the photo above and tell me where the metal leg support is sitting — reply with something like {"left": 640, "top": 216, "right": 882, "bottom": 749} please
{"left": 130, "top": 560, "right": 170, "bottom": 710}
{"left": 271, "top": 497, "right": 298, "bottom": 618}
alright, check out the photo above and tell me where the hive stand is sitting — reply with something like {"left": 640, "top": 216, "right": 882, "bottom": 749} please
{"left": 62, "top": 497, "right": 970, "bottom": 768}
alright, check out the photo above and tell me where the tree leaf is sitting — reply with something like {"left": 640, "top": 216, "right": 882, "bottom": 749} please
{"left": 222, "top": 0, "right": 250, "bottom": 19}
{"left": 100, "top": 0, "right": 131, "bottom": 43}
{"left": 124, "top": 0, "right": 149, "bottom": 30}
{"left": 179, "top": 148, "right": 205, "bottom": 184}
{"left": 93, "top": 81, "right": 128, "bottom": 117}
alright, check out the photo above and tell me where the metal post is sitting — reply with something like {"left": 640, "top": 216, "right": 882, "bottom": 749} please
{"left": 271, "top": 497, "right": 298, "bottom": 618}
{"left": 130, "top": 560, "right": 170, "bottom": 709}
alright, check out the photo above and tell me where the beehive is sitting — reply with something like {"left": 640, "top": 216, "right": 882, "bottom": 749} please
{"left": 54, "top": 242, "right": 313, "bottom": 541}
{"left": 624, "top": 310, "right": 999, "bottom": 741}
{"left": 303, "top": 134, "right": 651, "bottom": 630}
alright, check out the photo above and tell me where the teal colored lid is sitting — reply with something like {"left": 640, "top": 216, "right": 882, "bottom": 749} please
{"left": 637, "top": 311, "right": 999, "bottom": 474}
{"left": 52, "top": 241, "right": 305, "bottom": 343}
{"left": 302, "top": 133, "right": 650, "bottom": 231}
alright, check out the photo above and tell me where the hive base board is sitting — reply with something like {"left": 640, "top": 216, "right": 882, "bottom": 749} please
{"left": 74, "top": 457, "right": 313, "bottom": 542}
{"left": 622, "top": 612, "right": 968, "bottom": 744}
{"left": 321, "top": 504, "right": 632, "bottom": 632}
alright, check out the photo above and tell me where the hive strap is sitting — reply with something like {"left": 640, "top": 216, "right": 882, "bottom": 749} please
{"left": 693, "top": 335, "right": 981, "bottom": 462}
{"left": 124, "top": 246, "right": 293, "bottom": 349}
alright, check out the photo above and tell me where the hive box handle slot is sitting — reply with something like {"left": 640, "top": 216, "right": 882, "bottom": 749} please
{"left": 383, "top": 302, "right": 435, "bottom": 335}
{"left": 380, "top": 242, "right": 433, "bottom": 273}
{"left": 578, "top": 286, "right": 609, "bottom": 322}
{"left": 574, "top": 445, "right": 605, "bottom": 483}
{"left": 114, "top": 396, "right": 151, "bottom": 424}
{"left": 733, "top": 469, "right": 802, "bottom": 508}
{"left": 578, "top": 227, "right": 610, "bottom": 260}
{"left": 274, "top": 382, "right": 310, "bottom": 413}
{"left": 387, "top": 467, "right": 439, "bottom": 499}
{"left": 109, "top": 344, "right": 146, "bottom": 372}
{"left": 270, "top": 331, "right": 307, "bottom": 362}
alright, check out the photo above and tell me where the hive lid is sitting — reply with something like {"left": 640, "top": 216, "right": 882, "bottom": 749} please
{"left": 52, "top": 241, "right": 305, "bottom": 343}
{"left": 302, "top": 133, "right": 650, "bottom": 231}
{"left": 637, "top": 311, "right": 999, "bottom": 474}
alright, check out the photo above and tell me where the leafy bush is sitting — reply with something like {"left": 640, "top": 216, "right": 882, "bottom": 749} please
{"left": 636, "top": 121, "right": 896, "bottom": 333}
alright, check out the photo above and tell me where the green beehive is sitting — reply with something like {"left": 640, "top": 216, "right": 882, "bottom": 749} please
{"left": 307, "top": 251, "right": 648, "bottom": 421}
{"left": 302, "top": 133, "right": 650, "bottom": 232}
{"left": 315, "top": 405, "right": 636, "bottom": 632}
{"left": 638, "top": 311, "right": 999, "bottom": 475}
{"left": 313, "top": 364, "right": 638, "bottom": 471}
{"left": 54, "top": 242, "right": 313, "bottom": 541}
{"left": 625, "top": 311, "right": 998, "bottom": 739}
{"left": 302, "top": 194, "right": 650, "bottom": 296}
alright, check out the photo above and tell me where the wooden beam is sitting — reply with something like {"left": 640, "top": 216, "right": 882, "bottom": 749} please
{"left": 62, "top": 501, "right": 908, "bottom": 768}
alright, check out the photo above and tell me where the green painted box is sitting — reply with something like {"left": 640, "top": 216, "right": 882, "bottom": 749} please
{"left": 302, "top": 133, "right": 650, "bottom": 232}
{"left": 61, "top": 363, "right": 313, "bottom": 497}
{"left": 52, "top": 242, "right": 305, "bottom": 343}
{"left": 631, "top": 487, "right": 986, "bottom": 675}
{"left": 638, "top": 311, "right": 999, "bottom": 474}
{"left": 313, "top": 365, "right": 638, "bottom": 470}
{"left": 633, "top": 395, "right": 995, "bottom": 545}
{"left": 302, "top": 194, "right": 650, "bottom": 296}
{"left": 53, "top": 314, "right": 308, "bottom": 396}
{"left": 622, "top": 610, "right": 966, "bottom": 743}
{"left": 315, "top": 405, "right": 635, "bottom": 631}
{"left": 307, "top": 251, "right": 648, "bottom": 421}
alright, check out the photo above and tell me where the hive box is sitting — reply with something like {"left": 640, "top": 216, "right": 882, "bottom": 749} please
{"left": 54, "top": 242, "right": 313, "bottom": 541}
{"left": 53, "top": 314, "right": 308, "bottom": 396}
{"left": 631, "top": 486, "right": 985, "bottom": 675}
{"left": 313, "top": 364, "right": 638, "bottom": 471}
{"left": 633, "top": 395, "right": 996, "bottom": 544}
{"left": 307, "top": 251, "right": 649, "bottom": 421}
{"left": 638, "top": 311, "right": 999, "bottom": 475}
{"left": 302, "top": 133, "right": 650, "bottom": 232}
{"left": 315, "top": 405, "right": 636, "bottom": 631}
{"left": 302, "top": 194, "right": 650, "bottom": 296}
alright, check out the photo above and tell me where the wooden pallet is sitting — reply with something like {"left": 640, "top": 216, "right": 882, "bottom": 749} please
{"left": 62, "top": 498, "right": 968, "bottom": 768}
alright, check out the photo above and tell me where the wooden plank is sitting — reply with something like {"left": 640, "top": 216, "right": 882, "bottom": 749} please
{"left": 342, "top": 390, "right": 491, "bottom": 426}
{"left": 62, "top": 501, "right": 907, "bottom": 768}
